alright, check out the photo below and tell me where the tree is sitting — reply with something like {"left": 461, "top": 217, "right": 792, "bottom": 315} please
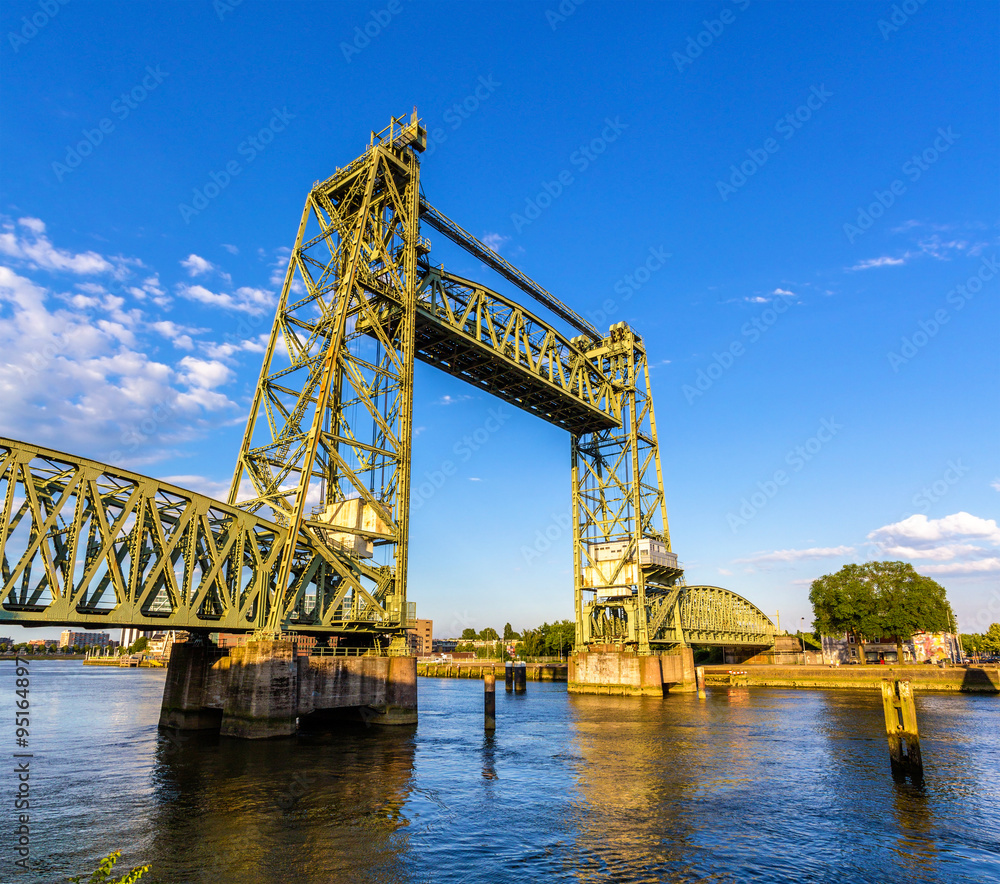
{"left": 503, "top": 622, "right": 518, "bottom": 641}
{"left": 961, "top": 633, "right": 984, "bottom": 658}
{"left": 810, "top": 561, "right": 952, "bottom": 662}
{"left": 982, "top": 623, "right": 1000, "bottom": 655}
{"left": 479, "top": 627, "right": 499, "bottom": 641}
{"left": 460, "top": 628, "right": 477, "bottom": 640}
{"left": 127, "top": 636, "right": 148, "bottom": 655}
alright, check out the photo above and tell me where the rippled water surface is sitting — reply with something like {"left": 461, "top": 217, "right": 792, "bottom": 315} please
{"left": 2, "top": 662, "right": 998, "bottom": 883}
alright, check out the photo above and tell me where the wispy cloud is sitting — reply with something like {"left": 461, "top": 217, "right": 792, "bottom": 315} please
{"left": 0, "top": 216, "right": 114, "bottom": 275}
{"left": 481, "top": 232, "right": 509, "bottom": 252}
{"left": 849, "top": 256, "right": 906, "bottom": 271}
{"left": 735, "top": 546, "right": 855, "bottom": 565}
{"left": 437, "top": 394, "right": 472, "bottom": 406}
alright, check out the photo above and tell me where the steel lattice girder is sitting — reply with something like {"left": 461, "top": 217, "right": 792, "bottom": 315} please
{"left": 357, "top": 266, "right": 622, "bottom": 434}
{"left": 228, "top": 115, "right": 425, "bottom": 639}
{"left": 0, "top": 439, "right": 283, "bottom": 630}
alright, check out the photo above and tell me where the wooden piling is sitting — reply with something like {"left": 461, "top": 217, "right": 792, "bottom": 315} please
{"left": 695, "top": 665, "right": 706, "bottom": 699}
{"left": 514, "top": 661, "right": 526, "bottom": 693}
{"left": 881, "top": 679, "right": 922, "bottom": 777}
{"left": 484, "top": 673, "right": 496, "bottom": 730}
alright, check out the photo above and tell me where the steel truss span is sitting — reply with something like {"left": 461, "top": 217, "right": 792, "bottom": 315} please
{"left": 0, "top": 111, "right": 775, "bottom": 652}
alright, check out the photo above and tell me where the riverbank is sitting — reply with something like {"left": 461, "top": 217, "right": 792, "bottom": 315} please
{"left": 703, "top": 663, "right": 999, "bottom": 693}
{"left": 417, "top": 660, "right": 567, "bottom": 681}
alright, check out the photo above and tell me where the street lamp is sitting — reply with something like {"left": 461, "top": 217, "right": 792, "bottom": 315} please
{"left": 800, "top": 617, "right": 806, "bottom": 655}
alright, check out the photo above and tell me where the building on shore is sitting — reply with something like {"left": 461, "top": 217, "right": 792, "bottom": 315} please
{"left": 821, "top": 631, "right": 963, "bottom": 665}
{"left": 211, "top": 632, "right": 317, "bottom": 656}
{"left": 407, "top": 619, "right": 433, "bottom": 656}
{"left": 432, "top": 639, "right": 458, "bottom": 654}
{"left": 60, "top": 630, "right": 111, "bottom": 649}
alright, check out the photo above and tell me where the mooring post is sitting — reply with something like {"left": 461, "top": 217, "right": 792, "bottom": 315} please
{"left": 505, "top": 661, "right": 514, "bottom": 693}
{"left": 695, "top": 665, "right": 706, "bottom": 699}
{"left": 484, "top": 673, "right": 496, "bottom": 730}
{"left": 880, "top": 678, "right": 923, "bottom": 777}
{"left": 514, "top": 661, "right": 527, "bottom": 693}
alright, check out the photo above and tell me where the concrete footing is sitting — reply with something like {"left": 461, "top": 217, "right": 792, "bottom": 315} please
{"left": 159, "top": 640, "right": 418, "bottom": 739}
{"left": 567, "top": 647, "right": 696, "bottom": 696}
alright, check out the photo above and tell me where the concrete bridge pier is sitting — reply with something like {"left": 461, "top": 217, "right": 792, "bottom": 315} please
{"left": 567, "top": 647, "right": 696, "bottom": 696}
{"left": 158, "top": 639, "right": 224, "bottom": 731}
{"left": 159, "top": 639, "right": 418, "bottom": 738}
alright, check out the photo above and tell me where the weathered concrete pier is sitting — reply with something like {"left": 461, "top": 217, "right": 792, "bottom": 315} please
{"left": 568, "top": 647, "right": 696, "bottom": 696}
{"left": 159, "top": 640, "right": 417, "bottom": 738}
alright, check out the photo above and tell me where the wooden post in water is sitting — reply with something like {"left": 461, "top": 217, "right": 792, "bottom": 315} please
{"left": 695, "top": 666, "right": 706, "bottom": 699}
{"left": 484, "top": 673, "right": 496, "bottom": 730}
{"left": 505, "top": 662, "right": 514, "bottom": 693}
{"left": 514, "top": 662, "right": 527, "bottom": 693}
{"left": 880, "top": 679, "right": 922, "bottom": 777}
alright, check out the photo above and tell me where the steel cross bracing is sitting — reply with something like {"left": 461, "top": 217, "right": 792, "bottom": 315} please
{"left": 0, "top": 111, "right": 776, "bottom": 652}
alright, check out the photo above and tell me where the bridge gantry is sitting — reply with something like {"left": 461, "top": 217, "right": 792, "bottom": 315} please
{"left": 1, "top": 111, "right": 775, "bottom": 667}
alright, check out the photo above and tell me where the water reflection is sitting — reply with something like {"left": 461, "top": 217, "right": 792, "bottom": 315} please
{"left": 149, "top": 725, "right": 416, "bottom": 884}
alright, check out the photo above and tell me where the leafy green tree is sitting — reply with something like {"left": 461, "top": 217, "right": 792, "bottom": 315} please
{"left": 982, "top": 623, "right": 1000, "bottom": 655}
{"left": 503, "top": 622, "right": 518, "bottom": 641}
{"left": 811, "top": 561, "right": 952, "bottom": 661}
{"left": 519, "top": 628, "right": 544, "bottom": 657}
{"left": 460, "top": 628, "right": 477, "bottom": 640}
{"left": 127, "top": 636, "right": 148, "bottom": 654}
{"left": 961, "top": 633, "right": 984, "bottom": 657}
{"left": 479, "top": 627, "right": 499, "bottom": 641}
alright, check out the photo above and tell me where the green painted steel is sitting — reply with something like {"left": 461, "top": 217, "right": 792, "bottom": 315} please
{"left": 0, "top": 112, "right": 776, "bottom": 652}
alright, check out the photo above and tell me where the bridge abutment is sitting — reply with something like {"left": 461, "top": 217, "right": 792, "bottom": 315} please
{"left": 568, "top": 647, "right": 696, "bottom": 696}
{"left": 159, "top": 640, "right": 418, "bottom": 738}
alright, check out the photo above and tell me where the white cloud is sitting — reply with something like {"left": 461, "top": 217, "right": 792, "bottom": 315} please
{"left": 990, "top": 478, "right": 1000, "bottom": 492}
{"left": 772, "top": 288, "right": 794, "bottom": 296}
{"left": 221, "top": 244, "right": 239, "bottom": 255}
{"left": 734, "top": 545, "right": 855, "bottom": 565}
{"left": 437, "top": 394, "right": 472, "bottom": 406}
{"left": 866, "top": 512, "right": 1000, "bottom": 575}
{"left": 0, "top": 217, "right": 113, "bottom": 275}
{"left": 178, "top": 357, "right": 232, "bottom": 389}
{"left": 481, "top": 232, "right": 509, "bottom": 252}
{"left": 177, "top": 283, "right": 273, "bottom": 314}
{"left": 161, "top": 474, "right": 231, "bottom": 502}
{"left": 919, "top": 558, "right": 1000, "bottom": 576}
{"left": 181, "top": 254, "right": 215, "bottom": 276}
{"left": 868, "top": 512, "right": 1000, "bottom": 547}
{"left": 468, "top": 477, "right": 482, "bottom": 482}
{"left": 849, "top": 256, "right": 906, "bottom": 271}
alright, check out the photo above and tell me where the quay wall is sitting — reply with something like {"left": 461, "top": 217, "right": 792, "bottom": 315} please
{"left": 703, "top": 664, "right": 999, "bottom": 693}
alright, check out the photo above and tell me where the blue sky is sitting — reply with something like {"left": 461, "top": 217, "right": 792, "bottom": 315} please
{"left": 1, "top": 0, "right": 998, "bottom": 642}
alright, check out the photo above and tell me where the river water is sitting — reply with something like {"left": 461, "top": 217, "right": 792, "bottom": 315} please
{"left": 1, "top": 662, "right": 998, "bottom": 883}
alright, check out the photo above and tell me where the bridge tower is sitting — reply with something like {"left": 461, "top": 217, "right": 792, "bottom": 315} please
{"left": 572, "top": 323, "right": 684, "bottom": 658}
{"left": 228, "top": 113, "right": 427, "bottom": 648}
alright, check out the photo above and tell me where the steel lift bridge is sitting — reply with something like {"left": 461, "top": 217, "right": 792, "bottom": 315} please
{"left": 0, "top": 112, "right": 775, "bottom": 658}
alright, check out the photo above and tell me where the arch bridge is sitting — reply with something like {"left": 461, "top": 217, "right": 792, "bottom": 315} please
{"left": 1, "top": 112, "right": 775, "bottom": 658}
